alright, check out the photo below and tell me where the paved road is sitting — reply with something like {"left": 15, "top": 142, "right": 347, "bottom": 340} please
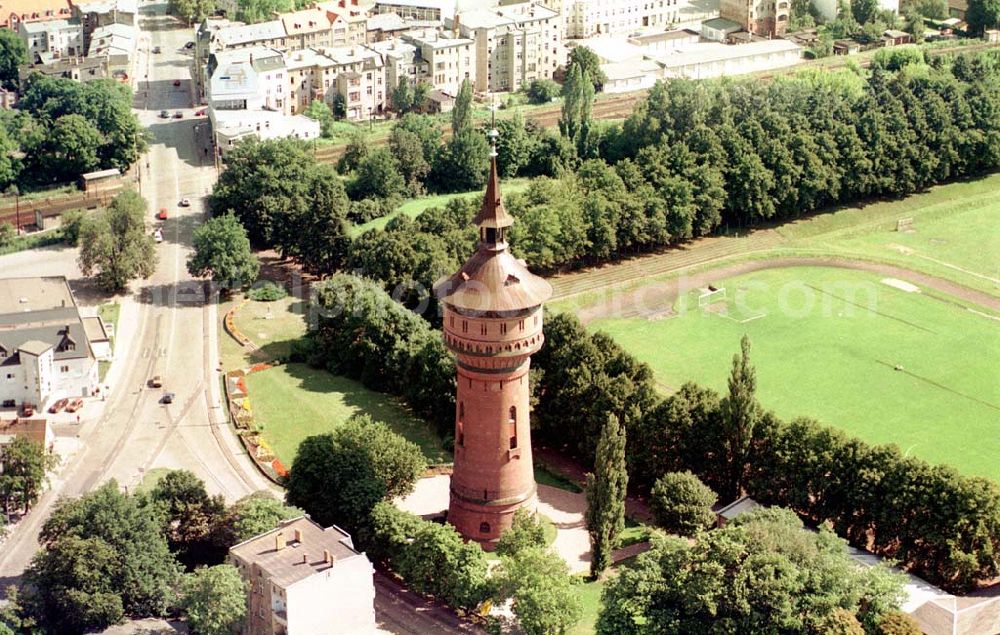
{"left": 0, "top": 1, "right": 273, "bottom": 588}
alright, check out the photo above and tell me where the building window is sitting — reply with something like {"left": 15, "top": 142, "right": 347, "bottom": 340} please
{"left": 480, "top": 323, "right": 487, "bottom": 335}
{"left": 480, "top": 522, "right": 490, "bottom": 533}
{"left": 60, "top": 365, "right": 69, "bottom": 373}
{"left": 509, "top": 406, "right": 517, "bottom": 449}
{"left": 500, "top": 323, "right": 507, "bottom": 335}
{"left": 462, "top": 320, "right": 468, "bottom": 333}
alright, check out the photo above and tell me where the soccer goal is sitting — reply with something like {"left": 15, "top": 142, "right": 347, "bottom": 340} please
{"left": 698, "top": 286, "right": 727, "bottom": 308}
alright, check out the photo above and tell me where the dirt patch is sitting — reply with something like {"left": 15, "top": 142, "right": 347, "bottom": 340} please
{"left": 574, "top": 257, "right": 1000, "bottom": 322}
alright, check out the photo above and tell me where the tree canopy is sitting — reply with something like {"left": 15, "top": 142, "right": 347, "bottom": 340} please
{"left": 285, "top": 414, "right": 426, "bottom": 532}
{"left": 179, "top": 565, "right": 248, "bottom": 635}
{"left": 188, "top": 212, "right": 259, "bottom": 289}
{"left": 598, "top": 508, "right": 905, "bottom": 634}
{"left": 78, "top": 189, "right": 158, "bottom": 292}
{"left": 0, "top": 29, "right": 27, "bottom": 91}
{"left": 0, "top": 437, "right": 57, "bottom": 519}
{"left": 649, "top": 471, "right": 717, "bottom": 537}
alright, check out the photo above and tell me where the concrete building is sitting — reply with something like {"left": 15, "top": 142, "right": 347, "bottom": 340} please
{"left": 18, "top": 19, "right": 84, "bottom": 63}
{"left": 700, "top": 16, "right": 743, "bottom": 41}
{"left": 719, "top": 0, "right": 789, "bottom": 37}
{"left": 212, "top": 20, "right": 290, "bottom": 53}
{"left": 450, "top": 2, "right": 561, "bottom": 93}
{"left": 280, "top": 8, "right": 337, "bottom": 50}
{"left": 373, "top": 0, "right": 455, "bottom": 21}
{"left": 72, "top": 0, "right": 137, "bottom": 53}
{"left": 401, "top": 29, "right": 475, "bottom": 97}
{"left": 195, "top": 17, "right": 247, "bottom": 104}
{"left": 17, "top": 54, "right": 110, "bottom": 85}
{"left": 321, "top": 44, "right": 388, "bottom": 118}
{"left": 556, "top": 0, "right": 677, "bottom": 39}
{"left": 0, "top": 277, "right": 102, "bottom": 411}
{"left": 434, "top": 141, "right": 552, "bottom": 550}
{"left": 2, "top": 0, "right": 73, "bottom": 31}
{"left": 229, "top": 516, "right": 376, "bottom": 635}
{"left": 0, "top": 418, "right": 54, "bottom": 450}
{"left": 205, "top": 47, "right": 284, "bottom": 111}
{"left": 86, "top": 22, "right": 137, "bottom": 76}
{"left": 366, "top": 11, "right": 409, "bottom": 41}
{"left": 628, "top": 28, "right": 700, "bottom": 52}
{"left": 314, "top": 0, "right": 372, "bottom": 45}
{"left": 655, "top": 38, "right": 802, "bottom": 78}
{"left": 366, "top": 38, "right": 425, "bottom": 99}
{"left": 211, "top": 109, "right": 321, "bottom": 153}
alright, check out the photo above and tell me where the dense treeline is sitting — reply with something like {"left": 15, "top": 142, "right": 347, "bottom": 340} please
{"left": 213, "top": 49, "right": 1000, "bottom": 301}
{"left": 0, "top": 75, "right": 145, "bottom": 190}
{"left": 304, "top": 276, "right": 1000, "bottom": 594}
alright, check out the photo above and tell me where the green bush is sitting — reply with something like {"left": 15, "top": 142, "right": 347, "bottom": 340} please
{"left": 247, "top": 281, "right": 287, "bottom": 301}
{"left": 876, "top": 611, "right": 923, "bottom": 635}
{"left": 525, "top": 79, "right": 560, "bottom": 104}
{"left": 650, "top": 471, "right": 717, "bottom": 537}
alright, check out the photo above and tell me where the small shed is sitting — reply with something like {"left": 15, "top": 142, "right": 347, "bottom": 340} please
{"left": 426, "top": 89, "right": 455, "bottom": 114}
{"left": 833, "top": 39, "right": 861, "bottom": 55}
{"left": 715, "top": 495, "right": 761, "bottom": 527}
{"left": 701, "top": 17, "right": 743, "bottom": 43}
{"left": 882, "top": 29, "right": 914, "bottom": 46}
{"left": 986, "top": 29, "right": 1000, "bottom": 42}
{"left": 0, "top": 418, "right": 54, "bottom": 449}
{"left": 80, "top": 168, "right": 122, "bottom": 195}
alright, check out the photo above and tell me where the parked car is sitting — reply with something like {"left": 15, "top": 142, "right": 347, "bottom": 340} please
{"left": 173, "top": 111, "right": 183, "bottom": 119}
{"left": 178, "top": 197, "right": 190, "bottom": 207}
{"left": 21, "top": 403, "right": 36, "bottom": 416}
{"left": 48, "top": 398, "right": 69, "bottom": 414}
{"left": 149, "top": 375, "right": 163, "bottom": 388}
{"left": 153, "top": 228, "right": 163, "bottom": 243}
{"left": 184, "top": 41, "right": 195, "bottom": 49}
{"left": 161, "top": 392, "right": 175, "bottom": 404}
{"left": 195, "top": 108, "right": 207, "bottom": 116}
{"left": 2, "top": 399, "right": 15, "bottom": 408}
{"left": 173, "top": 79, "right": 181, "bottom": 87}
{"left": 159, "top": 110, "right": 169, "bottom": 118}
{"left": 152, "top": 46, "right": 161, "bottom": 54}
{"left": 157, "top": 208, "right": 168, "bottom": 220}
{"left": 65, "top": 398, "right": 83, "bottom": 413}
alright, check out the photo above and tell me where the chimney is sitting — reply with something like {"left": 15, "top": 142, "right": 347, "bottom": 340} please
{"left": 293, "top": 528, "right": 303, "bottom": 542}
{"left": 275, "top": 531, "right": 286, "bottom": 551}
{"left": 324, "top": 549, "right": 335, "bottom": 564}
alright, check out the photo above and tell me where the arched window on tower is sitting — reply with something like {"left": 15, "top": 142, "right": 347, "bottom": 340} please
{"left": 509, "top": 406, "right": 517, "bottom": 449}
{"left": 458, "top": 402, "right": 465, "bottom": 447}
{"left": 480, "top": 522, "right": 491, "bottom": 534}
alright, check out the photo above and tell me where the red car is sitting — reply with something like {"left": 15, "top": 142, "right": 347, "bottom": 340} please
{"left": 48, "top": 398, "right": 69, "bottom": 413}
{"left": 173, "top": 79, "right": 181, "bottom": 87}
{"left": 65, "top": 398, "right": 84, "bottom": 413}
{"left": 157, "top": 208, "right": 168, "bottom": 220}
{"left": 195, "top": 108, "right": 207, "bottom": 116}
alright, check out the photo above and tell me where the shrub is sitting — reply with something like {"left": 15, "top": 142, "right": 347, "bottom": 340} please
{"left": 247, "top": 281, "right": 287, "bottom": 301}
{"left": 525, "top": 79, "right": 560, "bottom": 104}
{"left": 496, "top": 509, "right": 547, "bottom": 557}
{"left": 649, "top": 471, "right": 717, "bottom": 537}
{"left": 876, "top": 611, "right": 923, "bottom": 635}
{"left": 0, "top": 222, "right": 14, "bottom": 247}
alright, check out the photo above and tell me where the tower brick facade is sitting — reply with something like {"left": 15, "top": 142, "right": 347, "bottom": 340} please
{"left": 434, "top": 146, "right": 552, "bottom": 550}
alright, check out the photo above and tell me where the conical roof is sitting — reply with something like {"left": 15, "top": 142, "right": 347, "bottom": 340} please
{"left": 471, "top": 155, "right": 514, "bottom": 229}
{"left": 435, "top": 154, "right": 551, "bottom": 313}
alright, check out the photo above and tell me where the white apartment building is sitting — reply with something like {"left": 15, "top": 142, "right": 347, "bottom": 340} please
{"left": 314, "top": 0, "right": 372, "bottom": 45}
{"left": 401, "top": 28, "right": 475, "bottom": 97}
{"left": 450, "top": 2, "right": 561, "bottom": 93}
{"left": 212, "top": 20, "right": 290, "bottom": 53}
{"left": 0, "top": 278, "right": 104, "bottom": 410}
{"left": 229, "top": 516, "right": 376, "bottom": 635}
{"left": 553, "top": 0, "right": 679, "bottom": 39}
{"left": 285, "top": 47, "right": 336, "bottom": 114}
{"left": 18, "top": 18, "right": 84, "bottom": 62}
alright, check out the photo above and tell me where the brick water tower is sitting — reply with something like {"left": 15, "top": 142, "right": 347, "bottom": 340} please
{"left": 434, "top": 133, "right": 552, "bottom": 550}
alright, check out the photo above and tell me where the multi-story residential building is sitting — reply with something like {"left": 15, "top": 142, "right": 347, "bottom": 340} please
{"left": 285, "top": 47, "right": 335, "bottom": 114}
{"left": 367, "top": 38, "right": 424, "bottom": 98}
{"left": 212, "top": 20, "right": 290, "bottom": 53}
{"left": 206, "top": 47, "right": 286, "bottom": 111}
{"left": 401, "top": 28, "right": 475, "bottom": 97}
{"left": 18, "top": 18, "right": 84, "bottom": 63}
{"left": 450, "top": 1, "right": 560, "bottom": 93}
{"left": 719, "top": 0, "right": 789, "bottom": 37}
{"left": 280, "top": 8, "right": 336, "bottom": 49}
{"left": 372, "top": 0, "right": 453, "bottom": 22}
{"left": 314, "top": 0, "right": 373, "bottom": 45}
{"left": 552, "top": 0, "right": 677, "bottom": 39}
{"left": 0, "top": 277, "right": 106, "bottom": 411}
{"left": 366, "top": 11, "right": 409, "bottom": 41}
{"left": 17, "top": 54, "right": 110, "bottom": 85}
{"left": 229, "top": 516, "right": 376, "bottom": 635}
{"left": 2, "top": 0, "right": 73, "bottom": 31}
{"left": 72, "top": 0, "right": 137, "bottom": 53}
{"left": 195, "top": 18, "right": 247, "bottom": 103}
{"left": 322, "top": 44, "right": 387, "bottom": 119}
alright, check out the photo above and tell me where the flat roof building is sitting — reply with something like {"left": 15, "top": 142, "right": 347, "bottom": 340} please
{"left": 229, "top": 516, "right": 376, "bottom": 635}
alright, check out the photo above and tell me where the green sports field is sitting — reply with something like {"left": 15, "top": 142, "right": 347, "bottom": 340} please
{"left": 590, "top": 266, "right": 1000, "bottom": 481}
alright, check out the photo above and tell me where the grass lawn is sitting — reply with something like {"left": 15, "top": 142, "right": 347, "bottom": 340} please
{"left": 246, "top": 363, "right": 450, "bottom": 466}
{"left": 569, "top": 577, "right": 606, "bottom": 635}
{"left": 590, "top": 267, "right": 1000, "bottom": 481}
{"left": 97, "top": 302, "right": 120, "bottom": 383}
{"left": 535, "top": 465, "right": 583, "bottom": 493}
{"left": 352, "top": 178, "right": 532, "bottom": 236}
{"left": 135, "top": 467, "right": 172, "bottom": 494}
{"left": 231, "top": 295, "right": 308, "bottom": 362}
{"left": 619, "top": 517, "right": 651, "bottom": 548}
{"left": 776, "top": 173, "right": 1000, "bottom": 293}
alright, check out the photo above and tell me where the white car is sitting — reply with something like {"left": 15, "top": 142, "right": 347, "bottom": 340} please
{"left": 153, "top": 228, "right": 163, "bottom": 243}
{"left": 178, "top": 197, "right": 190, "bottom": 207}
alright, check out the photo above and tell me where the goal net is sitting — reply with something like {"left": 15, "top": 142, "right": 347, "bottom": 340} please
{"left": 698, "top": 287, "right": 726, "bottom": 308}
